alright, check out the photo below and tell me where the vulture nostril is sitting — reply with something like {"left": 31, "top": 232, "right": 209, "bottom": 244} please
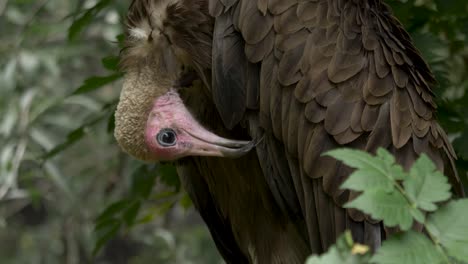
{"left": 156, "top": 128, "right": 177, "bottom": 147}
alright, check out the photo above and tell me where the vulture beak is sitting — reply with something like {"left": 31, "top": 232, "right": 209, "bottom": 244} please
{"left": 177, "top": 123, "right": 255, "bottom": 158}
{"left": 144, "top": 90, "right": 254, "bottom": 161}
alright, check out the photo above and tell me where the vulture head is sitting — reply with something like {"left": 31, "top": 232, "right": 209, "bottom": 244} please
{"left": 114, "top": 0, "right": 252, "bottom": 162}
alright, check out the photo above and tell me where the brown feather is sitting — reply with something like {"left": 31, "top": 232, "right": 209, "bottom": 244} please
{"left": 278, "top": 42, "right": 305, "bottom": 86}
{"left": 324, "top": 96, "right": 354, "bottom": 135}
{"left": 268, "top": 0, "right": 296, "bottom": 15}
{"left": 239, "top": 0, "right": 273, "bottom": 44}
{"left": 274, "top": 5, "right": 302, "bottom": 34}
{"left": 245, "top": 29, "right": 275, "bottom": 63}
{"left": 304, "top": 100, "right": 326, "bottom": 124}
{"left": 361, "top": 104, "right": 379, "bottom": 132}
{"left": 120, "top": 0, "right": 464, "bottom": 262}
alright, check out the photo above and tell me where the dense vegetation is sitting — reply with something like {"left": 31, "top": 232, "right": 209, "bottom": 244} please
{"left": 0, "top": 0, "right": 467, "bottom": 263}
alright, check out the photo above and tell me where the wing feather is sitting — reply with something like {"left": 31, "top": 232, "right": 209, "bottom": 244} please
{"left": 209, "top": 0, "right": 464, "bottom": 254}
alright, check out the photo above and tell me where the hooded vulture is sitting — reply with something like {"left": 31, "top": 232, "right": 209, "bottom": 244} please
{"left": 114, "top": 0, "right": 464, "bottom": 263}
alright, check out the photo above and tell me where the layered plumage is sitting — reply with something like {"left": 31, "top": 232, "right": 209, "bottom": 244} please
{"left": 116, "top": 0, "right": 464, "bottom": 263}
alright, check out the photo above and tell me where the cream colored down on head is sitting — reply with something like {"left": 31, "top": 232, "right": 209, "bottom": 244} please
{"left": 115, "top": 30, "right": 184, "bottom": 161}
{"left": 115, "top": 0, "right": 206, "bottom": 161}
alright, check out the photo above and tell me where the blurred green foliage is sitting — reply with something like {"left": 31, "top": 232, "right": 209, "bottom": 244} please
{"left": 0, "top": 0, "right": 221, "bottom": 263}
{"left": 0, "top": 0, "right": 467, "bottom": 263}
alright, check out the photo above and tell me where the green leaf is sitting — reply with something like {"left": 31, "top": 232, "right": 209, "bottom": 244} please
{"left": 123, "top": 200, "right": 141, "bottom": 227}
{"left": 101, "top": 56, "right": 120, "bottom": 72}
{"left": 345, "top": 189, "right": 413, "bottom": 231}
{"left": 179, "top": 193, "right": 193, "bottom": 209}
{"left": 93, "top": 220, "right": 121, "bottom": 256}
{"left": 341, "top": 169, "right": 395, "bottom": 193}
{"left": 72, "top": 73, "right": 123, "bottom": 95}
{"left": 426, "top": 199, "right": 468, "bottom": 262}
{"left": 68, "top": 9, "right": 94, "bottom": 41}
{"left": 326, "top": 148, "right": 405, "bottom": 183}
{"left": 41, "top": 126, "right": 85, "bottom": 160}
{"left": 95, "top": 199, "right": 130, "bottom": 224}
{"left": 325, "top": 148, "right": 378, "bottom": 169}
{"left": 94, "top": 217, "right": 120, "bottom": 232}
{"left": 159, "top": 164, "right": 180, "bottom": 191}
{"left": 41, "top": 114, "right": 107, "bottom": 160}
{"left": 403, "top": 154, "right": 452, "bottom": 212}
{"left": 130, "top": 166, "right": 157, "bottom": 199}
{"left": 68, "top": 0, "right": 112, "bottom": 41}
{"left": 376, "top": 148, "right": 406, "bottom": 181}
{"left": 371, "top": 231, "right": 445, "bottom": 264}
{"left": 151, "top": 191, "right": 178, "bottom": 200}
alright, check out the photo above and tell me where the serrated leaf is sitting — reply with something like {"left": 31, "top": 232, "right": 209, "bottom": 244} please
{"left": 410, "top": 208, "right": 426, "bottom": 224}
{"left": 403, "top": 154, "right": 452, "bottom": 212}
{"left": 325, "top": 148, "right": 405, "bottom": 187}
{"left": 72, "top": 73, "right": 123, "bottom": 95}
{"left": 345, "top": 189, "right": 413, "bottom": 231}
{"left": 341, "top": 169, "right": 395, "bottom": 192}
{"left": 376, "top": 148, "right": 395, "bottom": 164}
{"left": 326, "top": 148, "right": 378, "bottom": 169}
{"left": 426, "top": 200, "right": 468, "bottom": 262}
{"left": 376, "top": 148, "right": 406, "bottom": 181}
{"left": 371, "top": 231, "right": 444, "bottom": 264}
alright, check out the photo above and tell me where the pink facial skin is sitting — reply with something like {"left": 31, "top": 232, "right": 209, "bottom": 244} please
{"left": 144, "top": 90, "right": 254, "bottom": 161}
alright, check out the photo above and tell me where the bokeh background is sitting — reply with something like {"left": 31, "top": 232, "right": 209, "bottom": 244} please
{"left": 0, "top": 0, "right": 467, "bottom": 263}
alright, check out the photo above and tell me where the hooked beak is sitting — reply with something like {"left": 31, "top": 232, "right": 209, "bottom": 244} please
{"left": 181, "top": 126, "right": 256, "bottom": 158}
{"left": 144, "top": 90, "right": 256, "bottom": 160}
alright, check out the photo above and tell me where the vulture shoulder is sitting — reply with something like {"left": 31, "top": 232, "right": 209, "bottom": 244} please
{"left": 209, "top": 0, "right": 464, "bottom": 250}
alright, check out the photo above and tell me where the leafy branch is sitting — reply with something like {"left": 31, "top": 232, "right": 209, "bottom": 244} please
{"left": 92, "top": 164, "right": 181, "bottom": 255}
{"left": 68, "top": 0, "right": 113, "bottom": 41}
{"left": 306, "top": 148, "right": 468, "bottom": 264}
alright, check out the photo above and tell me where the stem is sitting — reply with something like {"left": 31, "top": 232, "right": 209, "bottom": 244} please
{"left": 425, "top": 228, "right": 451, "bottom": 264}
{"left": 0, "top": 91, "right": 36, "bottom": 200}
{"left": 383, "top": 164, "right": 453, "bottom": 263}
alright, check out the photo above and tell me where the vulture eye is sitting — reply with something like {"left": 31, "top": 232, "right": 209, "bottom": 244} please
{"left": 156, "top": 129, "right": 177, "bottom": 147}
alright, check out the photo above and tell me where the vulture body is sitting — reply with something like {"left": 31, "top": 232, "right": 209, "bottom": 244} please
{"left": 114, "top": 0, "right": 464, "bottom": 263}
